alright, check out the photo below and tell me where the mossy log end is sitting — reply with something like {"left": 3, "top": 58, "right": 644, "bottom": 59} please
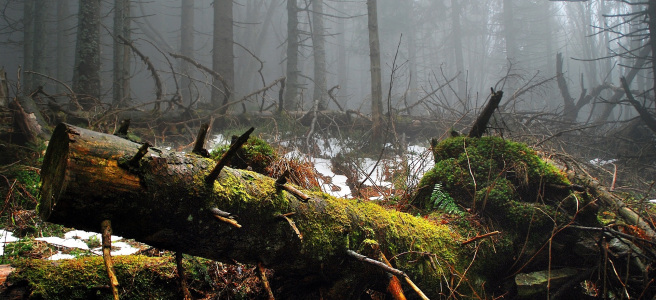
{"left": 39, "top": 123, "right": 463, "bottom": 299}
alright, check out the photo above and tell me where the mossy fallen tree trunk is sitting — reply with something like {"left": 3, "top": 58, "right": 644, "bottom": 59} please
{"left": 39, "top": 123, "right": 464, "bottom": 299}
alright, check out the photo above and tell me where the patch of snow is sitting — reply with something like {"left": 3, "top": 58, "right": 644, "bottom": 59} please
{"left": 313, "top": 158, "right": 352, "bottom": 198}
{"left": 209, "top": 134, "right": 228, "bottom": 150}
{"left": 64, "top": 230, "right": 123, "bottom": 242}
{"left": 590, "top": 158, "right": 617, "bottom": 166}
{"left": 0, "top": 230, "right": 19, "bottom": 255}
{"left": 649, "top": 199, "right": 656, "bottom": 204}
{"left": 90, "top": 242, "right": 140, "bottom": 256}
{"left": 46, "top": 251, "right": 76, "bottom": 260}
{"left": 36, "top": 237, "right": 89, "bottom": 250}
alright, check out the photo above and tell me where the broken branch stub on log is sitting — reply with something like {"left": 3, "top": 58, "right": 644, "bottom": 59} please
{"left": 38, "top": 123, "right": 461, "bottom": 299}
{"left": 468, "top": 89, "right": 504, "bottom": 138}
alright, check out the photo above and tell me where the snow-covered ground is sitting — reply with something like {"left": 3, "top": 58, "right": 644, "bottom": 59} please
{"left": 0, "top": 229, "right": 140, "bottom": 260}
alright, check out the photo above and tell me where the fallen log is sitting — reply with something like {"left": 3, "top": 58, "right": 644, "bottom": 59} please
{"left": 38, "top": 123, "right": 463, "bottom": 299}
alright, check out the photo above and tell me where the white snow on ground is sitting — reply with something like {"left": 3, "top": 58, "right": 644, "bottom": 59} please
{"left": 313, "top": 157, "right": 352, "bottom": 198}
{"left": 590, "top": 158, "right": 617, "bottom": 166}
{"left": 33, "top": 230, "right": 140, "bottom": 260}
{"left": 90, "top": 242, "right": 140, "bottom": 256}
{"left": 0, "top": 230, "right": 19, "bottom": 255}
{"left": 36, "top": 236, "right": 90, "bottom": 250}
{"left": 46, "top": 251, "right": 76, "bottom": 260}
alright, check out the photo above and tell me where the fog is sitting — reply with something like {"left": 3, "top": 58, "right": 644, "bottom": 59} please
{"left": 0, "top": 0, "right": 649, "bottom": 125}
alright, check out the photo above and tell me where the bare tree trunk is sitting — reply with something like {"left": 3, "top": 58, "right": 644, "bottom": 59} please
{"left": 113, "top": 0, "right": 131, "bottom": 107}
{"left": 56, "top": 0, "right": 71, "bottom": 94}
{"left": 32, "top": 0, "right": 48, "bottom": 89}
{"left": 367, "top": 0, "right": 384, "bottom": 146}
{"left": 336, "top": 0, "right": 348, "bottom": 111}
{"left": 212, "top": 0, "right": 234, "bottom": 113}
{"left": 451, "top": 0, "right": 466, "bottom": 102}
{"left": 23, "top": 0, "right": 34, "bottom": 94}
{"left": 646, "top": 0, "right": 656, "bottom": 94}
{"left": 502, "top": 0, "right": 516, "bottom": 61}
{"left": 72, "top": 0, "right": 101, "bottom": 110}
{"left": 283, "top": 0, "right": 300, "bottom": 110}
{"left": 180, "top": 0, "right": 194, "bottom": 106}
{"left": 311, "top": 0, "right": 328, "bottom": 110}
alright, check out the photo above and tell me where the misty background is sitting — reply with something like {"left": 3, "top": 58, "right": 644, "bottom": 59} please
{"left": 1, "top": 1, "right": 644, "bottom": 122}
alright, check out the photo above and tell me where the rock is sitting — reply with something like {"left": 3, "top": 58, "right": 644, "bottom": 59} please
{"left": 515, "top": 267, "right": 578, "bottom": 298}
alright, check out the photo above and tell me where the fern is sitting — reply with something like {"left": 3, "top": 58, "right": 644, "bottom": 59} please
{"left": 430, "top": 183, "right": 462, "bottom": 215}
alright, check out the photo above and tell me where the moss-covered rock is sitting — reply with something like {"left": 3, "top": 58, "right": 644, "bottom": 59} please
{"left": 417, "top": 136, "right": 576, "bottom": 229}
{"left": 414, "top": 136, "right": 599, "bottom": 291}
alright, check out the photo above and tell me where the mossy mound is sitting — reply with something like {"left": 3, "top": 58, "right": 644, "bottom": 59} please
{"left": 416, "top": 136, "right": 577, "bottom": 232}
{"left": 211, "top": 135, "right": 278, "bottom": 174}
{"left": 414, "top": 137, "right": 599, "bottom": 287}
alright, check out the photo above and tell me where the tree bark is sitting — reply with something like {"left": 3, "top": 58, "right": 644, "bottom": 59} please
{"left": 23, "top": 0, "right": 34, "bottom": 94}
{"left": 39, "top": 123, "right": 463, "bottom": 299}
{"left": 311, "top": 0, "right": 328, "bottom": 110}
{"left": 113, "top": 0, "right": 131, "bottom": 107}
{"left": 367, "top": 0, "right": 384, "bottom": 146}
{"left": 284, "top": 0, "right": 300, "bottom": 110}
{"left": 180, "top": 0, "right": 194, "bottom": 106}
{"left": 212, "top": 0, "right": 234, "bottom": 113}
{"left": 72, "top": 0, "right": 101, "bottom": 110}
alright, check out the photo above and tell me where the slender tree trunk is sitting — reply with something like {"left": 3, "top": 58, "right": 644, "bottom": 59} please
{"left": 311, "top": 0, "right": 328, "bottom": 110}
{"left": 367, "top": 0, "right": 384, "bottom": 146}
{"left": 23, "top": 0, "right": 34, "bottom": 94}
{"left": 502, "top": 0, "right": 516, "bottom": 62}
{"left": 284, "top": 0, "right": 300, "bottom": 110}
{"left": 404, "top": 0, "right": 418, "bottom": 112}
{"left": 180, "top": 0, "right": 194, "bottom": 106}
{"left": 32, "top": 0, "right": 48, "bottom": 89}
{"left": 336, "top": 0, "right": 348, "bottom": 110}
{"left": 113, "top": 0, "right": 131, "bottom": 107}
{"left": 56, "top": 0, "right": 71, "bottom": 94}
{"left": 647, "top": 0, "right": 656, "bottom": 94}
{"left": 212, "top": 0, "right": 235, "bottom": 112}
{"left": 451, "top": 0, "right": 466, "bottom": 102}
{"left": 72, "top": 0, "right": 101, "bottom": 110}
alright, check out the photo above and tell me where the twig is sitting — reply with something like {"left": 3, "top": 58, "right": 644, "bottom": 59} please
{"left": 346, "top": 250, "right": 428, "bottom": 300}
{"left": 210, "top": 207, "right": 242, "bottom": 228}
{"left": 461, "top": 231, "right": 500, "bottom": 245}
{"left": 205, "top": 127, "right": 254, "bottom": 183}
{"left": 118, "top": 35, "right": 163, "bottom": 108}
{"left": 276, "top": 171, "right": 311, "bottom": 202}
{"left": 276, "top": 213, "right": 303, "bottom": 240}
{"left": 101, "top": 220, "right": 120, "bottom": 300}
{"left": 257, "top": 262, "right": 275, "bottom": 300}
{"left": 25, "top": 71, "right": 81, "bottom": 110}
